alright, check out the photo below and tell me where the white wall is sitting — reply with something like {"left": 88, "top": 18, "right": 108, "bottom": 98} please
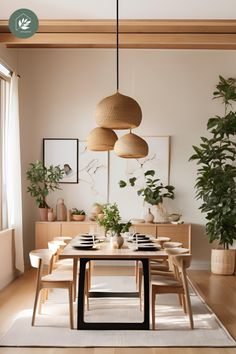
{"left": 18, "top": 48, "right": 236, "bottom": 269}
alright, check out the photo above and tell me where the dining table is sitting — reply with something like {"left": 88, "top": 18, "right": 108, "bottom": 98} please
{"left": 60, "top": 236, "right": 168, "bottom": 330}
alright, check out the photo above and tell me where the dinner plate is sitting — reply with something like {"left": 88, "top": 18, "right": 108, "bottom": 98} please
{"left": 79, "top": 236, "right": 98, "bottom": 241}
{"left": 132, "top": 235, "right": 149, "bottom": 240}
{"left": 136, "top": 245, "right": 160, "bottom": 251}
{"left": 137, "top": 239, "right": 153, "bottom": 244}
{"left": 72, "top": 244, "right": 97, "bottom": 250}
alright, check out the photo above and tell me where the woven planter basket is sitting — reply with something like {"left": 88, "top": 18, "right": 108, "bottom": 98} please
{"left": 114, "top": 132, "right": 148, "bottom": 158}
{"left": 211, "top": 249, "right": 235, "bottom": 275}
{"left": 95, "top": 92, "right": 142, "bottom": 130}
{"left": 87, "top": 127, "right": 118, "bottom": 151}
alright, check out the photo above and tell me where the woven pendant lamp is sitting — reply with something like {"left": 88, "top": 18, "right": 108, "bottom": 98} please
{"left": 94, "top": 0, "right": 142, "bottom": 130}
{"left": 96, "top": 92, "right": 142, "bottom": 130}
{"left": 87, "top": 127, "right": 118, "bottom": 151}
{"left": 114, "top": 132, "right": 149, "bottom": 158}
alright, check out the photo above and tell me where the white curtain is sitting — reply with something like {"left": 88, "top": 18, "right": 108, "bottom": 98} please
{"left": 3, "top": 73, "right": 24, "bottom": 272}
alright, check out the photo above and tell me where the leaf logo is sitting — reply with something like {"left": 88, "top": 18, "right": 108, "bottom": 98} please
{"left": 18, "top": 18, "right": 31, "bottom": 30}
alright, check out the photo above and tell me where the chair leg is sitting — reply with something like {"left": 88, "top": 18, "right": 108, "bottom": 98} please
{"left": 152, "top": 289, "right": 156, "bottom": 330}
{"left": 178, "top": 294, "right": 182, "bottom": 307}
{"left": 32, "top": 287, "right": 41, "bottom": 326}
{"left": 184, "top": 291, "right": 194, "bottom": 329}
{"left": 181, "top": 294, "right": 187, "bottom": 314}
{"left": 135, "top": 260, "right": 139, "bottom": 288}
{"left": 38, "top": 289, "right": 46, "bottom": 314}
{"left": 86, "top": 270, "right": 89, "bottom": 311}
{"left": 68, "top": 283, "right": 74, "bottom": 329}
{"left": 73, "top": 258, "right": 78, "bottom": 302}
{"left": 138, "top": 267, "right": 142, "bottom": 311}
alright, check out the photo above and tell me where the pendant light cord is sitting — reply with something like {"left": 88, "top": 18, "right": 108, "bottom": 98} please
{"left": 116, "top": 0, "right": 119, "bottom": 92}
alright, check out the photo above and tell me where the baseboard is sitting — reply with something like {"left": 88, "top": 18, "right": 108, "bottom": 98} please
{"left": 191, "top": 261, "right": 210, "bottom": 270}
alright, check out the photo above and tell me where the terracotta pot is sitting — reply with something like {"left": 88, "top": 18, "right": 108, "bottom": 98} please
{"left": 39, "top": 207, "right": 48, "bottom": 221}
{"left": 72, "top": 214, "right": 85, "bottom": 221}
{"left": 211, "top": 249, "right": 235, "bottom": 275}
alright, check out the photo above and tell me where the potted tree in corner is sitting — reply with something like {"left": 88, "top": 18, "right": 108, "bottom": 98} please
{"left": 26, "top": 160, "right": 64, "bottom": 221}
{"left": 190, "top": 76, "right": 236, "bottom": 275}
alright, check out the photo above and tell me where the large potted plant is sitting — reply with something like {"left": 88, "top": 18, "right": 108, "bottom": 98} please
{"left": 190, "top": 76, "right": 236, "bottom": 275}
{"left": 96, "top": 203, "right": 131, "bottom": 248}
{"left": 119, "top": 170, "right": 175, "bottom": 223}
{"left": 26, "top": 160, "right": 64, "bottom": 221}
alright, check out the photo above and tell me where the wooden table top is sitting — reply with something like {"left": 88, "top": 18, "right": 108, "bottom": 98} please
{"left": 60, "top": 237, "right": 168, "bottom": 260}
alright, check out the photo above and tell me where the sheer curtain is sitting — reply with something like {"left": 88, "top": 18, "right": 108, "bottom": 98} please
{"left": 3, "top": 73, "right": 24, "bottom": 272}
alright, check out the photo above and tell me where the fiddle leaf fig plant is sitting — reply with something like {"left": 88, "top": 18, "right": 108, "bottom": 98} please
{"left": 119, "top": 170, "right": 175, "bottom": 205}
{"left": 26, "top": 160, "right": 64, "bottom": 208}
{"left": 189, "top": 76, "right": 236, "bottom": 249}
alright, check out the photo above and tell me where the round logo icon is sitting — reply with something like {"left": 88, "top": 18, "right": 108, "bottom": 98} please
{"left": 9, "top": 8, "right": 38, "bottom": 38}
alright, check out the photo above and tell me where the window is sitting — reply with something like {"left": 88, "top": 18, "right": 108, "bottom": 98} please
{"left": 0, "top": 62, "right": 11, "bottom": 230}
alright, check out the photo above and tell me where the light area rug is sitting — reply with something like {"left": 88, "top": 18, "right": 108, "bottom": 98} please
{"left": 0, "top": 276, "right": 235, "bottom": 347}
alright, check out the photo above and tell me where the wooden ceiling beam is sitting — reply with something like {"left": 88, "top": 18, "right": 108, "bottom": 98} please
{"left": 1, "top": 19, "right": 236, "bottom": 49}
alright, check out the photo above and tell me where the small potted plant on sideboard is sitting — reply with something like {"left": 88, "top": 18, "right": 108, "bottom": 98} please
{"left": 71, "top": 208, "right": 86, "bottom": 221}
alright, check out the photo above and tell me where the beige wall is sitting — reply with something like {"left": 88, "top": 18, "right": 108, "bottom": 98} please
{"left": 17, "top": 48, "right": 236, "bottom": 269}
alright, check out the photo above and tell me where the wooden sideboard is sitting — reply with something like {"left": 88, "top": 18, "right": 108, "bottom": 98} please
{"left": 35, "top": 221, "right": 191, "bottom": 250}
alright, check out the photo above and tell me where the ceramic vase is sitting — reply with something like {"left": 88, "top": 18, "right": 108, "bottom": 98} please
{"left": 56, "top": 198, "right": 67, "bottom": 221}
{"left": 111, "top": 234, "right": 124, "bottom": 249}
{"left": 145, "top": 208, "right": 154, "bottom": 223}
{"left": 47, "top": 208, "right": 55, "bottom": 222}
{"left": 152, "top": 203, "right": 169, "bottom": 223}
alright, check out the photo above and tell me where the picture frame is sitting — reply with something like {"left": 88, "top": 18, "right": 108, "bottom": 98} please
{"left": 43, "top": 138, "right": 79, "bottom": 184}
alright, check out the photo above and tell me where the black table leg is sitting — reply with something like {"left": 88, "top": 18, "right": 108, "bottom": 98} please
{"left": 77, "top": 257, "right": 150, "bottom": 330}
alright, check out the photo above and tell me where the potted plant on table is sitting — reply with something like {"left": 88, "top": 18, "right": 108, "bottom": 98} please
{"left": 71, "top": 208, "right": 86, "bottom": 221}
{"left": 26, "top": 160, "right": 64, "bottom": 221}
{"left": 96, "top": 203, "right": 131, "bottom": 248}
{"left": 119, "top": 170, "right": 175, "bottom": 223}
{"left": 189, "top": 76, "right": 236, "bottom": 275}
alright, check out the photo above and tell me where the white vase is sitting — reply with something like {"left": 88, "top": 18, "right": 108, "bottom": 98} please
{"left": 144, "top": 208, "right": 154, "bottom": 223}
{"left": 152, "top": 204, "right": 169, "bottom": 223}
{"left": 111, "top": 234, "right": 124, "bottom": 249}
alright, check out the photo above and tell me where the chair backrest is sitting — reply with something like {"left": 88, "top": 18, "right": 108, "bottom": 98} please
{"left": 172, "top": 254, "right": 192, "bottom": 269}
{"left": 165, "top": 247, "right": 189, "bottom": 255}
{"left": 54, "top": 236, "right": 72, "bottom": 244}
{"left": 164, "top": 247, "right": 189, "bottom": 271}
{"left": 48, "top": 241, "right": 61, "bottom": 254}
{"left": 163, "top": 241, "right": 183, "bottom": 248}
{"left": 29, "top": 249, "right": 54, "bottom": 269}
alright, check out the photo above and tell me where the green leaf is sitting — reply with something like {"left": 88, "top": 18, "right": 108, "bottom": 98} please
{"left": 129, "top": 177, "right": 137, "bottom": 186}
{"left": 119, "top": 180, "right": 127, "bottom": 188}
{"left": 144, "top": 170, "right": 155, "bottom": 177}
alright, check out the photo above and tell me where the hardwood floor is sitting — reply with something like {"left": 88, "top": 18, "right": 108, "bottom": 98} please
{"left": 0, "top": 267, "right": 235, "bottom": 354}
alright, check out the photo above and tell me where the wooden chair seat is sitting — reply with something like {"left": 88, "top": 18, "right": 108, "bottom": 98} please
{"left": 151, "top": 276, "right": 182, "bottom": 287}
{"left": 42, "top": 270, "right": 73, "bottom": 282}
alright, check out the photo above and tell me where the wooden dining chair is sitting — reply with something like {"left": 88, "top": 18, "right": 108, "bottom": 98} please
{"left": 48, "top": 241, "right": 90, "bottom": 308}
{"left": 151, "top": 254, "right": 194, "bottom": 330}
{"left": 29, "top": 249, "right": 74, "bottom": 329}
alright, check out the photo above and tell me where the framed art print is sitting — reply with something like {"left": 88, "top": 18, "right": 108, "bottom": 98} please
{"left": 43, "top": 138, "right": 79, "bottom": 183}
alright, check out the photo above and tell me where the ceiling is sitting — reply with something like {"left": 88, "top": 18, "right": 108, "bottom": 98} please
{"left": 1, "top": 0, "right": 236, "bottom": 20}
